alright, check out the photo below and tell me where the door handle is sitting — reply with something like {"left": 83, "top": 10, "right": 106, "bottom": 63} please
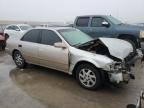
{"left": 18, "top": 45, "right": 22, "bottom": 47}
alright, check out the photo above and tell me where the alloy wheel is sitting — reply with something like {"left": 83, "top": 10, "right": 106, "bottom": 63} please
{"left": 79, "top": 68, "right": 97, "bottom": 88}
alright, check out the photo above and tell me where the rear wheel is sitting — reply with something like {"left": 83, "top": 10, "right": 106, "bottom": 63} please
{"left": 76, "top": 64, "right": 101, "bottom": 90}
{"left": 5, "top": 34, "right": 9, "bottom": 40}
{"left": 13, "top": 51, "right": 26, "bottom": 68}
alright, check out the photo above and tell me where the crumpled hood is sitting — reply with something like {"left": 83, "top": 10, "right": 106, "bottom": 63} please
{"left": 99, "top": 38, "right": 133, "bottom": 60}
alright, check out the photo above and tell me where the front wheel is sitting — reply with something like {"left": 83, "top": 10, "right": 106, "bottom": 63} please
{"left": 76, "top": 64, "right": 101, "bottom": 90}
{"left": 13, "top": 51, "right": 26, "bottom": 68}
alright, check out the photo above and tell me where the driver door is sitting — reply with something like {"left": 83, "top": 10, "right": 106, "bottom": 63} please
{"left": 90, "top": 17, "right": 114, "bottom": 38}
{"left": 38, "top": 30, "right": 69, "bottom": 72}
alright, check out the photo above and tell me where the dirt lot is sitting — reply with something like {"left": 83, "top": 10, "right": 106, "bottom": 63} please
{"left": 0, "top": 51, "right": 144, "bottom": 108}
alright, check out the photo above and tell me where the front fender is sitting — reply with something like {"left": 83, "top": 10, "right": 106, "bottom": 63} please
{"left": 69, "top": 56, "right": 113, "bottom": 75}
{"left": 69, "top": 58, "right": 101, "bottom": 75}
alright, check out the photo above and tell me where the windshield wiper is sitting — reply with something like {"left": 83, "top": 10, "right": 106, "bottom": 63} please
{"left": 73, "top": 43, "right": 83, "bottom": 47}
{"left": 74, "top": 40, "right": 94, "bottom": 47}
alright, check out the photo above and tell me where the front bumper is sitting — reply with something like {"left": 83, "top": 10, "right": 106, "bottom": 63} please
{"left": 108, "top": 49, "right": 143, "bottom": 84}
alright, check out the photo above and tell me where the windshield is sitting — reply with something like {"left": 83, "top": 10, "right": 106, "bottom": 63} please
{"left": 20, "top": 25, "right": 32, "bottom": 31}
{"left": 58, "top": 29, "right": 93, "bottom": 46}
{"left": 107, "top": 16, "right": 123, "bottom": 25}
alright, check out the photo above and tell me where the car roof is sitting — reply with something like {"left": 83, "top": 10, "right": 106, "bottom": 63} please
{"left": 6, "top": 24, "right": 30, "bottom": 27}
{"left": 34, "top": 27, "right": 74, "bottom": 31}
{"left": 76, "top": 15, "right": 110, "bottom": 18}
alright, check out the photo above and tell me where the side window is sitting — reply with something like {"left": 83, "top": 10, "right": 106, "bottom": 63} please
{"left": 13, "top": 26, "right": 19, "bottom": 30}
{"left": 91, "top": 17, "right": 106, "bottom": 27}
{"left": 76, "top": 17, "right": 89, "bottom": 27}
{"left": 7, "top": 26, "right": 13, "bottom": 30}
{"left": 21, "top": 29, "right": 41, "bottom": 43}
{"left": 41, "top": 30, "right": 62, "bottom": 45}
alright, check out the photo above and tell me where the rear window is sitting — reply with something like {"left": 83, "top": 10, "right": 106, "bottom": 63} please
{"left": 6, "top": 26, "right": 13, "bottom": 30}
{"left": 20, "top": 26, "right": 31, "bottom": 31}
{"left": 76, "top": 17, "right": 89, "bottom": 27}
{"left": 21, "top": 29, "right": 41, "bottom": 43}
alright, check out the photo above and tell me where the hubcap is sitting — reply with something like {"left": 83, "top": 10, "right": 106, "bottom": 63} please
{"left": 79, "top": 68, "right": 96, "bottom": 87}
{"left": 15, "top": 53, "right": 23, "bottom": 66}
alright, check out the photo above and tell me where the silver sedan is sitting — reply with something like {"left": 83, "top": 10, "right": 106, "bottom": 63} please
{"left": 6, "top": 27, "right": 143, "bottom": 90}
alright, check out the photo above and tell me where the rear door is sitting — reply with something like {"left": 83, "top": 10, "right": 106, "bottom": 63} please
{"left": 75, "top": 17, "right": 91, "bottom": 35}
{"left": 19, "top": 29, "right": 41, "bottom": 64}
{"left": 39, "top": 30, "right": 69, "bottom": 72}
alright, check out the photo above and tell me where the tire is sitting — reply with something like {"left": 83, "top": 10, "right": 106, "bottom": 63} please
{"left": 76, "top": 64, "right": 101, "bottom": 90}
{"left": 13, "top": 51, "right": 26, "bottom": 68}
{"left": 124, "top": 39, "right": 137, "bottom": 54}
{"left": 5, "top": 34, "right": 9, "bottom": 40}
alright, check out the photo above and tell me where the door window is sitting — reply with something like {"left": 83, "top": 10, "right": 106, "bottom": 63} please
{"left": 21, "top": 29, "right": 41, "bottom": 43}
{"left": 12, "top": 26, "right": 19, "bottom": 31}
{"left": 6, "top": 26, "right": 13, "bottom": 30}
{"left": 41, "top": 30, "right": 62, "bottom": 45}
{"left": 91, "top": 17, "right": 107, "bottom": 27}
{"left": 76, "top": 17, "right": 89, "bottom": 27}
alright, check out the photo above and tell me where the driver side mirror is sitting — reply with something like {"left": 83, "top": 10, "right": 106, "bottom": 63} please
{"left": 102, "top": 21, "right": 110, "bottom": 28}
{"left": 15, "top": 29, "right": 20, "bottom": 31}
{"left": 54, "top": 42, "right": 67, "bottom": 49}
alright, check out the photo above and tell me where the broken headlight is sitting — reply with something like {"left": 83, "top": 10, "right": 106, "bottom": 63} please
{"left": 110, "top": 62, "right": 123, "bottom": 72}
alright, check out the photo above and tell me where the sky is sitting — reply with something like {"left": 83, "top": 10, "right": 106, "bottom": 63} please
{"left": 0, "top": 0, "right": 144, "bottom": 23}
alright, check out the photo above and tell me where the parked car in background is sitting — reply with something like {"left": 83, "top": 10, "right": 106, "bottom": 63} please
{"left": 74, "top": 15, "right": 144, "bottom": 52}
{"left": 0, "top": 25, "right": 4, "bottom": 36}
{"left": 6, "top": 27, "right": 143, "bottom": 90}
{"left": 4, "top": 24, "right": 32, "bottom": 39}
{"left": 0, "top": 26, "right": 6, "bottom": 50}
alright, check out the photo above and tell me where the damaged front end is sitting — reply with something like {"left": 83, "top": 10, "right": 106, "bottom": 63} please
{"left": 77, "top": 38, "right": 143, "bottom": 84}
{"left": 108, "top": 49, "right": 143, "bottom": 84}
{"left": 108, "top": 60, "right": 134, "bottom": 84}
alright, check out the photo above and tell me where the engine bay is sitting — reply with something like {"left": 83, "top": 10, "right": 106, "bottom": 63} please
{"left": 78, "top": 39, "right": 109, "bottom": 54}
{"left": 77, "top": 39, "right": 121, "bottom": 61}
